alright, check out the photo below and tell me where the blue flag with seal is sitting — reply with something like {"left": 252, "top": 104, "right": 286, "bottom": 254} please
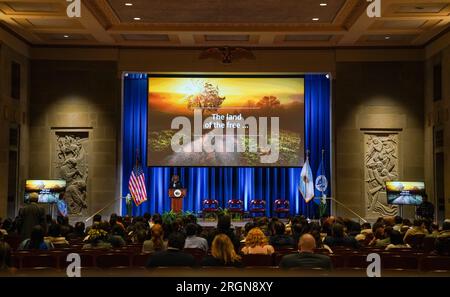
{"left": 314, "top": 150, "right": 328, "bottom": 216}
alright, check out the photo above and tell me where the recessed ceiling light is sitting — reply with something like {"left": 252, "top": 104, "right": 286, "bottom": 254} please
{"left": 312, "top": 18, "right": 320, "bottom": 21}
{"left": 125, "top": 3, "right": 133, "bottom": 6}
{"left": 133, "top": 17, "right": 141, "bottom": 21}
{"left": 320, "top": 3, "right": 328, "bottom": 6}
{"left": 385, "top": 36, "right": 391, "bottom": 40}
{"left": 63, "top": 35, "right": 69, "bottom": 38}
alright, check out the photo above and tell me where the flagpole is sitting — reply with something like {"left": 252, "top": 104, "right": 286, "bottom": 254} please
{"left": 306, "top": 149, "right": 310, "bottom": 219}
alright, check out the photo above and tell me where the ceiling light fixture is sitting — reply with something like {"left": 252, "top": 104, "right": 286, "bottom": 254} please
{"left": 385, "top": 36, "right": 391, "bottom": 40}
{"left": 312, "top": 18, "right": 319, "bottom": 21}
{"left": 63, "top": 35, "right": 69, "bottom": 38}
{"left": 125, "top": 3, "right": 133, "bottom": 6}
{"left": 320, "top": 3, "right": 328, "bottom": 6}
{"left": 133, "top": 17, "right": 141, "bottom": 21}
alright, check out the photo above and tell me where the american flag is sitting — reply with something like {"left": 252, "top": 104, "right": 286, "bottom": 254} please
{"left": 128, "top": 164, "right": 147, "bottom": 206}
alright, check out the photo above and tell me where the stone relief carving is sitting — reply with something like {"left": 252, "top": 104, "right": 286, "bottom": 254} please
{"left": 364, "top": 133, "right": 398, "bottom": 218}
{"left": 54, "top": 132, "right": 88, "bottom": 215}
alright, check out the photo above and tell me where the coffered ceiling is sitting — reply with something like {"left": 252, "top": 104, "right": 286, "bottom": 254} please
{"left": 0, "top": 0, "right": 449, "bottom": 48}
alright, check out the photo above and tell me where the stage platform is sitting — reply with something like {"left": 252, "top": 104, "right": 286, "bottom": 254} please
{"left": 198, "top": 219, "right": 290, "bottom": 228}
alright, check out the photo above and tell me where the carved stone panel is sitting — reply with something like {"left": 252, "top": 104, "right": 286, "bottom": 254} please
{"left": 364, "top": 133, "right": 399, "bottom": 219}
{"left": 52, "top": 131, "right": 89, "bottom": 215}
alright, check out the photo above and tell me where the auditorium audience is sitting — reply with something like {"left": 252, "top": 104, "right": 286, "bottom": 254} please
{"left": 279, "top": 233, "right": 332, "bottom": 270}
{"left": 269, "top": 221, "right": 295, "bottom": 249}
{"left": 435, "top": 220, "right": 450, "bottom": 256}
{"left": 323, "top": 223, "right": 359, "bottom": 249}
{"left": 66, "top": 222, "right": 85, "bottom": 241}
{"left": 385, "top": 230, "right": 410, "bottom": 250}
{"left": 393, "top": 216, "right": 403, "bottom": 232}
{"left": 201, "top": 234, "right": 243, "bottom": 267}
{"left": 404, "top": 219, "right": 429, "bottom": 243}
{"left": 208, "top": 215, "right": 240, "bottom": 250}
{"left": 146, "top": 232, "right": 195, "bottom": 267}
{"left": 19, "top": 225, "right": 53, "bottom": 250}
{"left": 184, "top": 223, "right": 208, "bottom": 252}
{"left": 369, "top": 225, "right": 392, "bottom": 247}
{"left": 82, "top": 225, "right": 112, "bottom": 250}
{"left": 45, "top": 223, "right": 70, "bottom": 248}
{"left": 143, "top": 224, "right": 167, "bottom": 253}
{"left": 241, "top": 227, "right": 274, "bottom": 255}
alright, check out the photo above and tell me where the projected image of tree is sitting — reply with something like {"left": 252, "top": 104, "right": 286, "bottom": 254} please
{"left": 147, "top": 76, "right": 305, "bottom": 167}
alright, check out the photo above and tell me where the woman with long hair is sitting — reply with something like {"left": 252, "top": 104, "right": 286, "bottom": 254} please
{"left": 143, "top": 224, "right": 167, "bottom": 253}
{"left": 241, "top": 227, "right": 274, "bottom": 255}
{"left": 201, "top": 234, "right": 242, "bottom": 267}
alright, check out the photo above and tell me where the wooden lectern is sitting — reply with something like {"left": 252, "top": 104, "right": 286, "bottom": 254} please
{"left": 168, "top": 188, "right": 186, "bottom": 213}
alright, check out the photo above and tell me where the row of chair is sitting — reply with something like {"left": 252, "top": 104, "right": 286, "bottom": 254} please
{"left": 9, "top": 247, "right": 450, "bottom": 271}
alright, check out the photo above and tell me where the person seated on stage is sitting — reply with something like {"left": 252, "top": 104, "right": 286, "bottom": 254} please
{"left": 143, "top": 224, "right": 167, "bottom": 253}
{"left": 279, "top": 233, "right": 332, "bottom": 270}
{"left": 207, "top": 215, "right": 240, "bottom": 251}
{"left": 19, "top": 225, "right": 54, "bottom": 251}
{"left": 201, "top": 234, "right": 243, "bottom": 267}
{"left": 146, "top": 232, "right": 195, "bottom": 267}
{"left": 385, "top": 230, "right": 410, "bottom": 250}
{"left": 82, "top": 224, "right": 112, "bottom": 250}
{"left": 45, "top": 222, "right": 69, "bottom": 248}
{"left": 323, "top": 223, "right": 359, "bottom": 249}
{"left": 241, "top": 227, "right": 274, "bottom": 255}
{"left": 66, "top": 221, "right": 85, "bottom": 241}
{"left": 184, "top": 223, "right": 208, "bottom": 252}
{"left": 269, "top": 221, "right": 295, "bottom": 249}
{"left": 169, "top": 175, "right": 183, "bottom": 189}
{"left": 403, "top": 219, "right": 429, "bottom": 243}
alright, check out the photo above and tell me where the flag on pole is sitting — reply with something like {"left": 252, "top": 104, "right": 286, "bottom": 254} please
{"left": 128, "top": 161, "right": 147, "bottom": 206}
{"left": 314, "top": 150, "right": 328, "bottom": 216}
{"left": 299, "top": 156, "right": 314, "bottom": 203}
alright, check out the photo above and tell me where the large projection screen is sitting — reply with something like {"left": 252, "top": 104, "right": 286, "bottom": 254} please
{"left": 147, "top": 75, "right": 304, "bottom": 167}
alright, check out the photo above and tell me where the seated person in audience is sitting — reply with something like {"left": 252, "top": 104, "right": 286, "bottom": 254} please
{"left": 310, "top": 230, "right": 333, "bottom": 254}
{"left": 19, "top": 225, "right": 53, "bottom": 250}
{"left": 279, "top": 233, "right": 332, "bottom": 270}
{"left": 0, "top": 218, "right": 16, "bottom": 237}
{"left": 201, "top": 234, "right": 243, "bottom": 267}
{"left": 0, "top": 240, "right": 12, "bottom": 272}
{"left": 240, "top": 222, "right": 256, "bottom": 243}
{"left": 133, "top": 229, "right": 147, "bottom": 244}
{"left": 143, "top": 224, "right": 167, "bottom": 253}
{"left": 323, "top": 223, "right": 359, "bottom": 249}
{"left": 184, "top": 223, "right": 208, "bottom": 252}
{"left": 108, "top": 224, "right": 126, "bottom": 248}
{"left": 435, "top": 220, "right": 450, "bottom": 255}
{"left": 291, "top": 223, "right": 304, "bottom": 248}
{"left": 269, "top": 221, "right": 295, "bottom": 249}
{"left": 82, "top": 225, "right": 112, "bottom": 250}
{"left": 66, "top": 222, "right": 85, "bottom": 241}
{"left": 241, "top": 227, "right": 274, "bottom": 255}
{"left": 427, "top": 223, "right": 440, "bottom": 237}
{"left": 146, "top": 232, "right": 195, "bottom": 267}
{"left": 369, "top": 225, "right": 392, "bottom": 247}
{"left": 393, "top": 216, "right": 403, "bottom": 232}
{"left": 85, "top": 214, "right": 102, "bottom": 234}
{"left": 45, "top": 223, "right": 70, "bottom": 248}
{"left": 403, "top": 219, "right": 429, "bottom": 243}
{"left": 385, "top": 230, "right": 410, "bottom": 250}
{"left": 207, "top": 215, "right": 240, "bottom": 251}
{"left": 150, "top": 213, "right": 163, "bottom": 229}
{"left": 343, "top": 218, "right": 361, "bottom": 237}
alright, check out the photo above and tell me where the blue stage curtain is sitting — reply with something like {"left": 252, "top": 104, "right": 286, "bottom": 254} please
{"left": 122, "top": 74, "right": 330, "bottom": 218}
